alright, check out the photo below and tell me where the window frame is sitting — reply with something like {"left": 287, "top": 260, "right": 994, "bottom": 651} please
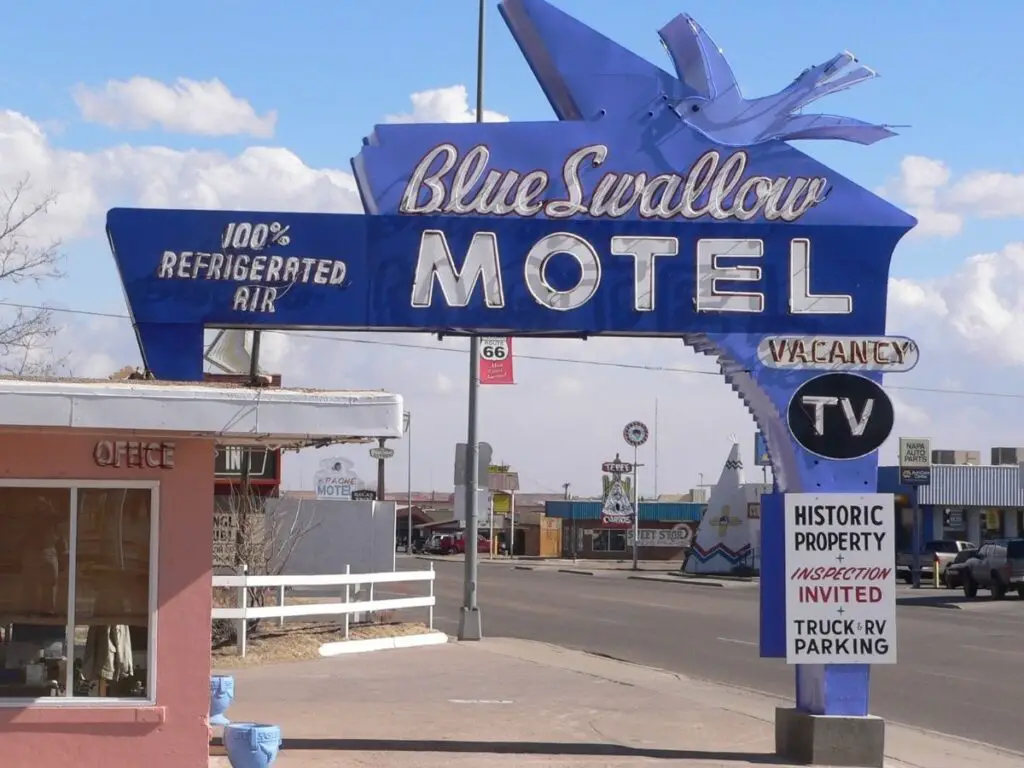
{"left": 0, "top": 479, "right": 159, "bottom": 708}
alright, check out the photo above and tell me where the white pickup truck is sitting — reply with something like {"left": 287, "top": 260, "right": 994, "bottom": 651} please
{"left": 896, "top": 539, "right": 974, "bottom": 584}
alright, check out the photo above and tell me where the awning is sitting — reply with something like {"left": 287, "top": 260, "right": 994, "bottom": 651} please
{"left": 0, "top": 377, "right": 403, "bottom": 448}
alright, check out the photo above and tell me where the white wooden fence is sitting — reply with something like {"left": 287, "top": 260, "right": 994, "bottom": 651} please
{"left": 212, "top": 564, "right": 435, "bottom": 657}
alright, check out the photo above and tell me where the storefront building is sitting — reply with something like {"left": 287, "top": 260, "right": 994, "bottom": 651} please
{"left": 878, "top": 464, "right": 1024, "bottom": 547}
{"left": 0, "top": 377, "right": 401, "bottom": 768}
{"left": 544, "top": 501, "right": 705, "bottom": 560}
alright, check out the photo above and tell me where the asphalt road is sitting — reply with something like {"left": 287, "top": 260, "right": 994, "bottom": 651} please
{"left": 406, "top": 558, "right": 1024, "bottom": 753}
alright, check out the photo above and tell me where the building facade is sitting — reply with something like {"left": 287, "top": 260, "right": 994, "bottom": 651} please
{"left": 544, "top": 501, "right": 705, "bottom": 561}
{"left": 879, "top": 461, "right": 1024, "bottom": 548}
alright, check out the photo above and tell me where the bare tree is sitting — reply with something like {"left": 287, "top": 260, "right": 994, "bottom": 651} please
{"left": 0, "top": 179, "right": 65, "bottom": 376}
{"left": 211, "top": 487, "right": 320, "bottom": 647}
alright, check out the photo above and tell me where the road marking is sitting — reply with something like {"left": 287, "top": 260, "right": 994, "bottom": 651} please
{"left": 925, "top": 670, "right": 985, "bottom": 684}
{"left": 717, "top": 637, "right": 756, "bottom": 646}
{"left": 961, "top": 644, "right": 1024, "bottom": 657}
{"left": 449, "top": 699, "right": 513, "bottom": 705}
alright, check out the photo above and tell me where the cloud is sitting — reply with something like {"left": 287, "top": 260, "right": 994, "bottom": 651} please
{"left": 881, "top": 155, "right": 1024, "bottom": 238}
{"left": 384, "top": 85, "right": 509, "bottom": 124}
{"left": 73, "top": 77, "right": 277, "bottom": 138}
{"left": 0, "top": 109, "right": 360, "bottom": 243}
{"left": 889, "top": 242, "right": 1024, "bottom": 365}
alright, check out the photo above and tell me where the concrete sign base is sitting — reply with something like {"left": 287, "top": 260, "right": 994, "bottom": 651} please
{"left": 775, "top": 707, "right": 885, "bottom": 767}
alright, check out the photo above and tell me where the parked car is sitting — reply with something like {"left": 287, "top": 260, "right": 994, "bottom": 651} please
{"left": 943, "top": 548, "right": 980, "bottom": 589}
{"left": 452, "top": 532, "right": 491, "bottom": 554}
{"left": 963, "top": 538, "right": 1024, "bottom": 599}
{"left": 896, "top": 540, "right": 973, "bottom": 584}
{"left": 423, "top": 533, "right": 453, "bottom": 554}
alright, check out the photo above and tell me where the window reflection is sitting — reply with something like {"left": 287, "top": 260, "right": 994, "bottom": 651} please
{"left": 0, "top": 486, "right": 152, "bottom": 700}
{"left": 0, "top": 489, "right": 71, "bottom": 698}
{"left": 74, "top": 489, "right": 151, "bottom": 698}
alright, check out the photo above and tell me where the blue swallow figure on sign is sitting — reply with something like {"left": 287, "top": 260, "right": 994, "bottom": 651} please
{"left": 658, "top": 14, "right": 895, "bottom": 146}
{"left": 498, "top": 0, "right": 897, "bottom": 147}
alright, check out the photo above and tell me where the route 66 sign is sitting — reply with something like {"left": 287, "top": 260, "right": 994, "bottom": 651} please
{"left": 479, "top": 337, "right": 514, "bottom": 385}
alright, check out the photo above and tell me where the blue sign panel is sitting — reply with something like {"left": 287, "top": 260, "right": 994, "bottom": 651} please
{"left": 107, "top": 207, "right": 903, "bottom": 379}
{"left": 754, "top": 432, "right": 771, "bottom": 467}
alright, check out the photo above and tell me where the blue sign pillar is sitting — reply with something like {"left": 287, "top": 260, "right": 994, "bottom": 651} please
{"left": 106, "top": 1, "right": 914, "bottom": 763}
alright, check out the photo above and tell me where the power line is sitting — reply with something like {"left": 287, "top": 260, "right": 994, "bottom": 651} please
{"left": 3, "top": 299, "right": 1020, "bottom": 401}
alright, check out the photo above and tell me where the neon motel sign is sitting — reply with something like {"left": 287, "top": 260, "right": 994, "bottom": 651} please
{"left": 105, "top": 0, "right": 916, "bottom": 678}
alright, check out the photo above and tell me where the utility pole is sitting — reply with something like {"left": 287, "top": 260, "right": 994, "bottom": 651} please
{"left": 562, "top": 482, "right": 571, "bottom": 499}
{"left": 457, "top": 0, "right": 487, "bottom": 643}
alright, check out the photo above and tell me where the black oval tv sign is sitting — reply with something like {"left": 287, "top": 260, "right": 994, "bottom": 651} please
{"left": 786, "top": 373, "right": 894, "bottom": 460}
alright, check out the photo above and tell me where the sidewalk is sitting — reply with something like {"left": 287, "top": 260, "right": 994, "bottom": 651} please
{"left": 210, "top": 637, "right": 1023, "bottom": 767}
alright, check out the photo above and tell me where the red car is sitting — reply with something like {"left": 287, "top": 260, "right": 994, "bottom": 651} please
{"left": 446, "top": 532, "right": 491, "bottom": 555}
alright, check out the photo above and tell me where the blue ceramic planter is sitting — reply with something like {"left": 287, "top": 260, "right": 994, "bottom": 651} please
{"left": 209, "top": 675, "right": 235, "bottom": 726}
{"left": 224, "top": 723, "right": 282, "bottom": 768}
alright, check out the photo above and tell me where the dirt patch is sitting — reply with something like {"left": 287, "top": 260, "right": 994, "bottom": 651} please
{"left": 211, "top": 620, "right": 432, "bottom": 668}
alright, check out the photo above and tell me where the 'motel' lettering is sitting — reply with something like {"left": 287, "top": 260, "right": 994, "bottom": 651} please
{"left": 409, "top": 233, "right": 853, "bottom": 315}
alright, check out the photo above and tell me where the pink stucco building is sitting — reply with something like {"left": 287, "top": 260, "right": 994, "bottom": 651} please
{"left": 0, "top": 377, "right": 402, "bottom": 768}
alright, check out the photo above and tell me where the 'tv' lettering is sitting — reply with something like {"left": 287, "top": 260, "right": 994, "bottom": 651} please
{"left": 801, "top": 396, "right": 874, "bottom": 437}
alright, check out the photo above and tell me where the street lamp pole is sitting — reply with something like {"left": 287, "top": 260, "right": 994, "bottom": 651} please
{"left": 457, "top": 0, "right": 486, "bottom": 643}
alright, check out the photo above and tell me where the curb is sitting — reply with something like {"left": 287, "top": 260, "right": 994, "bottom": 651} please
{"left": 628, "top": 575, "right": 726, "bottom": 588}
{"left": 319, "top": 631, "right": 448, "bottom": 657}
{"left": 558, "top": 568, "right": 596, "bottom": 576}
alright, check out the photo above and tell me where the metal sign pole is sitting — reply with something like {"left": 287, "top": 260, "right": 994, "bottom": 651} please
{"left": 457, "top": 0, "right": 486, "bottom": 642}
{"left": 632, "top": 445, "right": 639, "bottom": 571}
{"left": 405, "top": 412, "right": 413, "bottom": 555}
{"left": 509, "top": 490, "right": 516, "bottom": 557}
{"left": 376, "top": 438, "right": 386, "bottom": 500}
{"left": 911, "top": 484, "right": 922, "bottom": 589}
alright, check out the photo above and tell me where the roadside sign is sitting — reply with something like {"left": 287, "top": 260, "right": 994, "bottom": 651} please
{"left": 623, "top": 421, "right": 649, "bottom": 447}
{"left": 626, "top": 526, "right": 693, "bottom": 548}
{"left": 314, "top": 457, "right": 359, "bottom": 500}
{"left": 600, "top": 452, "right": 634, "bottom": 526}
{"left": 757, "top": 335, "right": 919, "bottom": 372}
{"left": 454, "top": 442, "right": 493, "bottom": 486}
{"left": 601, "top": 480, "right": 634, "bottom": 526}
{"left": 784, "top": 493, "right": 897, "bottom": 665}
{"left": 786, "top": 373, "right": 893, "bottom": 460}
{"left": 601, "top": 458, "right": 633, "bottom": 474}
{"left": 352, "top": 489, "right": 377, "bottom": 501}
{"left": 369, "top": 446, "right": 395, "bottom": 460}
{"left": 754, "top": 431, "right": 771, "bottom": 466}
{"left": 480, "top": 337, "right": 514, "bottom": 385}
{"left": 898, "top": 437, "right": 931, "bottom": 486}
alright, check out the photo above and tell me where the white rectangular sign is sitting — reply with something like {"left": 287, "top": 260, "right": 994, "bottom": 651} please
{"left": 785, "top": 493, "right": 897, "bottom": 664}
{"left": 757, "top": 335, "right": 919, "bottom": 372}
{"left": 212, "top": 509, "right": 236, "bottom": 566}
{"left": 626, "top": 527, "right": 693, "bottom": 548}
{"left": 898, "top": 437, "right": 930, "bottom": 468}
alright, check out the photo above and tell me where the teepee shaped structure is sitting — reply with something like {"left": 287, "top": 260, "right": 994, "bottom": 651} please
{"left": 686, "top": 442, "right": 753, "bottom": 574}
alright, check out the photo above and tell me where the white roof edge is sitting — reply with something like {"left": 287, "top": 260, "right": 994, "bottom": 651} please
{"left": 0, "top": 378, "right": 404, "bottom": 442}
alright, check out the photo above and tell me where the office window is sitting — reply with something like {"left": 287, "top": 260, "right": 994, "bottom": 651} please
{"left": 0, "top": 484, "right": 156, "bottom": 703}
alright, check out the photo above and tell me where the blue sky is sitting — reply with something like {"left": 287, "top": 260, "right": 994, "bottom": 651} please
{"left": 1, "top": 0, "right": 1022, "bottom": 492}
{"left": 1, "top": 0, "right": 1021, "bottom": 300}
